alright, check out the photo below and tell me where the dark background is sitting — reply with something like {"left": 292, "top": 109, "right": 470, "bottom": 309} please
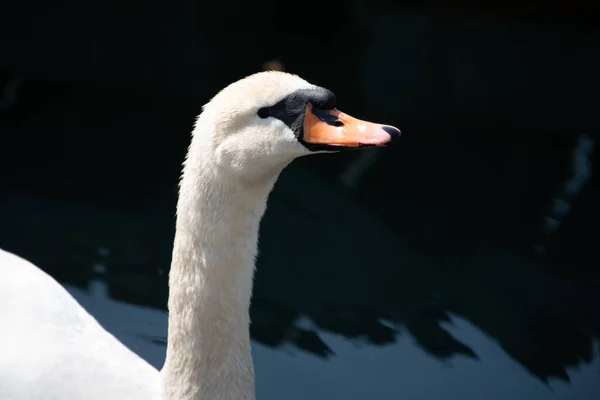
{"left": 1, "top": 0, "right": 599, "bottom": 397}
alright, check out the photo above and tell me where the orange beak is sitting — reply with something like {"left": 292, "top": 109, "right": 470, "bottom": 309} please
{"left": 302, "top": 103, "right": 401, "bottom": 148}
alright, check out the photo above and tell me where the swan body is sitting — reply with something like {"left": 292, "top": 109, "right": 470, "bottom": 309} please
{"left": 0, "top": 71, "right": 400, "bottom": 400}
{"left": 0, "top": 249, "right": 159, "bottom": 400}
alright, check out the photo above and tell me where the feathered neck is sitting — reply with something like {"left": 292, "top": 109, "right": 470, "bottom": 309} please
{"left": 161, "top": 117, "right": 282, "bottom": 400}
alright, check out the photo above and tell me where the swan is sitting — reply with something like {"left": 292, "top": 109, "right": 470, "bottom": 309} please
{"left": 0, "top": 71, "right": 401, "bottom": 400}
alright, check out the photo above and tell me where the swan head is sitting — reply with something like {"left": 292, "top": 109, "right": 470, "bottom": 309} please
{"left": 195, "top": 71, "right": 401, "bottom": 179}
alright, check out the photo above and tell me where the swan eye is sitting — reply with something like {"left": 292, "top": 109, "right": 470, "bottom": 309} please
{"left": 257, "top": 107, "right": 270, "bottom": 119}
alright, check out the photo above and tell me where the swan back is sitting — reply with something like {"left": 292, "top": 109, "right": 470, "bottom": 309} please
{"left": 0, "top": 249, "right": 159, "bottom": 400}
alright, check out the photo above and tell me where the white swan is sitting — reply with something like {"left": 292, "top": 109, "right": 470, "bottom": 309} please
{"left": 0, "top": 71, "right": 401, "bottom": 400}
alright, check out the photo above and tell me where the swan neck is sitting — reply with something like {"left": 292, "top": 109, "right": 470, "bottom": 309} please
{"left": 162, "top": 144, "right": 279, "bottom": 400}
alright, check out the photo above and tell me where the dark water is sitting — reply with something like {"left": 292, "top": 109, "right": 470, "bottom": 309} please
{"left": 1, "top": 4, "right": 600, "bottom": 398}
{"left": 2, "top": 160, "right": 600, "bottom": 399}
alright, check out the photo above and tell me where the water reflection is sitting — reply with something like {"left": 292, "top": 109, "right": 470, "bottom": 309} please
{"left": 64, "top": 282, "right": 600, "bottom": 400}
{"left": 1, "top": 161, "right": 599, "bottom": 399}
